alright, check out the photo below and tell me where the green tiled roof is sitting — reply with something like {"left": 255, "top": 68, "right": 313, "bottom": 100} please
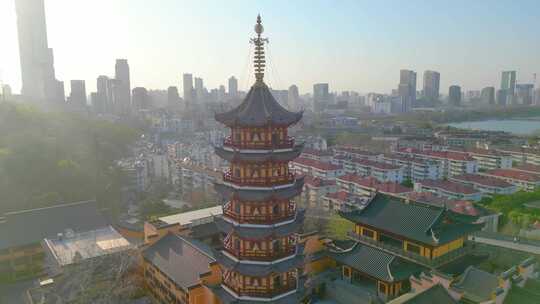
{"left": 450, "top": 266, "right": 498, "bottom": 303}
{"left": 340, "top": 194, "right": 483, "bottom": 246}
{"left": 387, "top": 284, "right": 457, "bottom": 304}
{"left": 329, "top": 242, "right": 424, "bottom": 282}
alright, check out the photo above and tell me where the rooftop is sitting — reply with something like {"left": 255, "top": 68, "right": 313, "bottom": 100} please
{"left": 292, "top": 157, "right": 343, "bottom": 171}
{"left": 484, "top": 169, "right": 540, "bottom": 182}
{"left": 387, "top": 284, "right": 457, "bottom": 304}
{"left": 43, "top": 226, "right": 132, "bottom": 267}
{"left": 302, "top": 148, "right": 332, "bottom": 157}
{"left": 304, "top": 175, "right": 337, "bottom": 187}
{"left": 350, "top": 158, "right": 402, "bottom": 170}
{"left": 451, "top": 266, "right": 499, "bottom": 303}
{"left": 418, "top": 179, "right": 479, "bottom": 195}
{"left": 0, "top": 200, "right": 109, "bottom": 251}
{"left": 159, "top": 205, "right": 222, "bottom": 227}
{"left": 340, "top": 194, "right": 483, "bottom": 246}
{"left": 512, "top": 163, "right": 540, "bottom": 174}
{"left": 451, "top": 173, "right": 515, "bottom": 188}
{"left": 142, "top": 233, "right": 215, "bottom": 290}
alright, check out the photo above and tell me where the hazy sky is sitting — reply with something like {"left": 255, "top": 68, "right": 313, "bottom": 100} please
{"left": 1, "top": 0, "right": 540, "bottom": 96}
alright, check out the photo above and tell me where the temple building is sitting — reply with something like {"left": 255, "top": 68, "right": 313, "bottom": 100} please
{"left": 211, "top": 15, "right": 306, "bottom": 303}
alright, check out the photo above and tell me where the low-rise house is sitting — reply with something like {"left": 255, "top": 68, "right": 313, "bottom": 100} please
{"left": 450, "top": 173, "right": 517, "bottom": 196}
{"left": 397, "top": 148, "right": 478, "bottom": 178}
{"left": 290, "top": 157, "right": 345, "bottom": 179}
{"left": 414, "top": 180, "right": 483, "bottom": 201}
{"left": 300, "top": 175, "right": 338, "bottom": 207}
{"left": 481, "top": 169, "right": 540, "bottom": 192}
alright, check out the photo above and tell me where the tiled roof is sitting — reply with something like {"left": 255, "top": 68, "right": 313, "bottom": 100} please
{"left": 350, "top": 158, "right": 402, "bottom": 170}
{"left": 215, "top": 210, "right": 305, "bottom": 239}
{"left": 301, "top": 148, "right": 332, "bottom": 157}
{"left": 215, "top": 144, "right": 303, "bottom": 162}
{"left": 512, "top": 163, "right": 540, "bottom": 175}
{"left": 445, "top": 200, "right": 479, "bottom": 217}
{"left": 398, "top": 148, "right": 474, "bottom": 161}
{"left": 325, "top": 191, "right": 353, "bottom": 201}
{"left": 337, "top": 173, "right": 370, "bottom": 185}
{"left": 142, "top": 233, "right": 215, "bottom": 290}
{"left": 214, "top": 176, "right": 304, "bottom": 202}
{"left": 387, "top": 284, "right": 457, "bottom": 304}
{"left": 418, "top": 179, "right": 479, "bottom": 195}
{"left": 215, "top": 248, "right": 304, "bottom": 276}
{"left": 334, "top": 146, "right": 380, "bottom": 156}
{"left": 340, "top": 194, "right": 483, "bottom": 245}
{"left": 376, "top": 182, "right": 413, "bottom": 194}
{"left": 0, "top": 200, "right": 109, "bottom": 251}
{"left": 484, "top": 169, "right": 540, "bottom": 182}
{"left": 304, "top": 175, "right": 336, "bottom": 187}
{"left": 215, "top": 84, "right": 302, "bottom": 127}
{"left": 451, "top": 266, "right": 498, "bottom": 303}
{"left": 292, "top": 157, "right": 342, "bottom": 171}
{"left": 451, "top": 174, "right": 514, "bottom": 188}
{"left": 330, "top": 242, "right": 424, "bottom": 282}
{"left": 338, "top": 174, "right": 412, "bottom": 194}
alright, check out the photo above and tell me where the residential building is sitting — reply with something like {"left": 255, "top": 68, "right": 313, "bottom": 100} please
{"left": 167, "top": 86, "right": 180, "bottom": 107}
{"left": 301, "top": 148, "right": 333, "bottom": 162}
{"left": 313, "top": 83, "right": 330, "bottom": 112}
{"left": 337, "top": 174, "right": 413, "bottom": 198}
{"left": 448, "top": 85, "right": 461, "bottom": 106}
{"left": 114, "top": 59, "right": 131, "bottom": 115}
{"left": 343, "top": 158, "right": 404, "bottom": 183}
{"left": 481, "top": 169, "right": 540, "bottom": 191}
{"left": 288, "top": 84, "right": 300, "bottom": 110}
{"left": 449, "top": 174, "right": 517, "bottom": 196}
{"left": 397, "top": 148, "right": 478, "bottom": 177}
{"left": 516, "top": 84, "right": 534, "bottom": 105}
{"left": 496, "top": 147, "right": 540, "bottom": 166}
{"left": 414, "top": 179, "right": 483, "bottom": 201}
{"left": 132, "top": 87, "right": 149, "bottom": 110}
{"left": 333, "top": 146, "right": 382, "bottom": 161}
{"left": 291, "top": 157, "right": 345, "bottom": 179}
{"left": 322, "top": 191, "right": 370, "bottom": 212}
{"left": 183, "top": 73, "right": 194, "bottom": 103}
{"left": 300, "top": 176, "right": 338, "bottom": 208}
{"left": 480, "top": 86, "right": 495, "bottom": 104}
{"left": 382, "top": 154, "right": 442, "bottom": 181}
{"left": 511, "top": 163, "right": 540, "bottom": 176}
{"left": 228, "top": 76, "right": 238, "bottom": 97}
{"left": 68, "top": 80, "right": 87, "bottom": 107}
{"left": 447, "top": 148, "right": 512, "bottom": 171}
{"left": 398, "top": 69, "right": 416, "bottom": 111}
{"left": 422, "top": 70, "right": 440, "bottom": 101}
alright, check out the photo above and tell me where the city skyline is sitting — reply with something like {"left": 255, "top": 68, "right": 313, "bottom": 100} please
{"left": 1, "top": 0, "right": 540, "bottom": 95}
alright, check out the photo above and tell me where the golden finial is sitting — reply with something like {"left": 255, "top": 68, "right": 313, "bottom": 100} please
{"left": 250, "top": 14, "right": 268, "bottom": 85}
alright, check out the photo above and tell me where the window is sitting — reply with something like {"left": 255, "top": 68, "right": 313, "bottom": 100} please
{"left": 379, "top": 282, "right": 387, "bottom": 294}
{"left": 362, "top": 228, "right": 375, "bottom": 239}
{"left": 343, "top": 267, "right": 351, "bottom": 277}
{"left": 234, "top": 168, "right": 241, "bottom": 177}
{"left": 406, "top": 242, "right": 421, "bottom": 255}
{"left": 273, "top": 204, "right": 280, "bottom": 214}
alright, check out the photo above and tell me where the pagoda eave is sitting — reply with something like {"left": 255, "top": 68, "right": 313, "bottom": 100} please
{"left": 215, "top": 210, "right": 305, "bottom": 239}
{"left": 214, "top": 144, "right": 304, "bottom": 163}
{"left": 214, "top": 250, "right": 304, "bottom": 277}
{"left": 210, "top": 284, "right": 303, "bottom": 304}
{"left": 214, "top": 176, "right": 304, "bottom": 202}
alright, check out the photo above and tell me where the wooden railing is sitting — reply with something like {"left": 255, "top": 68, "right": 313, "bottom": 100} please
{"left": 224, "top": 280, "right": 297, "bottom": 298}
{"left": 224, "top": 246, "right": 296, "bottom": 261}
{"left": 223, "top": 209, "right": 296, "bottom": 224}
{"left": 224, "top": 136, "right": 295, "bottom": 149}
{"left": 223, "top": 172, "right": 295, "bottom": 186}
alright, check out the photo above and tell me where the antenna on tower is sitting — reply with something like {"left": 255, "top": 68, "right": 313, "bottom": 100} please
{"left": 250, "top": 14, "right": 269, "bottom": 85}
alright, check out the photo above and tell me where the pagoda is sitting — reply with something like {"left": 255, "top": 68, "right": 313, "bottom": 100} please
{"left": 212, "top": 15, "right": 306, "bottom": 304}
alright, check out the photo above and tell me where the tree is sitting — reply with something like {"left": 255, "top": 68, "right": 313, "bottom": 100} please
{"left": 325, "top": 214, "right": 354, "bottom": 239}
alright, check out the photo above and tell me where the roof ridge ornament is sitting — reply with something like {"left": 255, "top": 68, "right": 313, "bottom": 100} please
{"left": 250, "top": 14, "right": 268, "bottom": 86}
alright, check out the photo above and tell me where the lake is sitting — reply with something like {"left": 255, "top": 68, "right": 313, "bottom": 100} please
{"left": 447, "top": 119, "right": 540, "bottom": 135}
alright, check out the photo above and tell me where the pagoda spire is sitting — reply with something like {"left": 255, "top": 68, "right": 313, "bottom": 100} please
{"left": 251, "top": 14, "right": 268, "bottom": 85}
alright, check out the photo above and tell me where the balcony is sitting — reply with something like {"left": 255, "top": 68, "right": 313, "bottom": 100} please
{"left": 347, "top": 231, "right": 474, "bottom": 268}
{"left": 223, "top": 172, "right": 295, "bottom": 187}
{"left": 223, "top": 245, "right": 297, "bottom": 262}
{"left": 224, "top": 279, "right": 297, "bottom": 298}
{"left": 224, "top": 136, "right": 295, "bottom": 150}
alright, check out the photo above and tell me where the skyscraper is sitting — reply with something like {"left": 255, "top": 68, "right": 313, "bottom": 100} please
{"left": 114, "top": 59, "right": 131, "bottom": 115}
{"left": 516, "top": 84, "right": 534, "bottom": 105}
{"left": 96, "top": 75, "right": 112, "bottom": 114}
{"left": 183, "top": 73, "right": 193, "bottom": 103}
{"left": 288, "top": 84, "right": 300, "bottom": 110}
{"left": 69, "top": 80, "right": 87, "bottom": 107}
{"left": 194, "top": 77, "right": 204, "bottom": 102}
{"left": 228, "top": 76, "right": 238, "bottom": 97}
{"left": 423, "top": 70, "right": 440, "bottom": 101}
{"left": 500, "top": 71, "right": 516, "bottom": 104}
{"left": 167, "top": 86, "right": 180, "bottom": 107}
{"left": 481, "top": 87, "right": 495, "bottom": 105}
{"left": 132, "top": 87, "right": 149, "bottom": 110}
{"left": 398, "top": 69, "right": 417, "bottom": 112}
{"left": 313, "top": 83, "right": 329, "bottom": 112}
{"left": 448, "top": 85, "right": 462, "bottom": 106}
{"left": 15, "top": 0, "right": 60, "bottom": 103}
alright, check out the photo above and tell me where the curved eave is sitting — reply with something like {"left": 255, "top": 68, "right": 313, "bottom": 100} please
{"left": 214, "top": 176, "right": 305, "bottom": 202}
{"left": 210, "top": 283, "right": 303, "bottom": 304}
{"left": 214, "top": 250, "right": 304, "bottom": 277}
{"left": 215, "top": 210, "right": 305, "bottom": 238}
{"left": 214, "top": 144, "right": 304, "bottom": 162}
{"left": 215, "top": 112, "right": 303, "bottom": 128}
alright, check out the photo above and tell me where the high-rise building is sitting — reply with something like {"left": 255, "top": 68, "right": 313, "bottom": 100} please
{"left": 423, "top": 70, "right": 440, "bottom": 101}
{"left": 500, "top": 71, "right": 516, "bottom": 104}
{"left": 114, "top": 59, "right": 131, "bottom": 115}
{"left": 481, "top": 87, "right": 495, "bottom": 105}
{"left": 167, "top": 86, "right": 180, "bottom": 107}
{"left": 213, "top": 16, "right": 304, "bottom": 303}
{"left": 228, "top": 76, "right": 238, "bottom": 97}
{"left": 496, "top": 89, "right": 507, "bottom": 106}
{"left": 96, "top": 75, "right": 112, "bottom": 114}
{"left": 398, "top": 69, "right": 417, "bottom": 111}
{"left": 15, "top": 0, "right": 61, "bottom": 103}
{"left": 288, "top": 85, "right": 300, "bottom": 110}
{"left": 132, "top": 87, "right": 149, "bottom": 110}
{"left": 1, "top": 85, "right": 12, "bottom": 102}
{"left": 516, "top": 84, "right": 534, "bottom": 105}
{"left": 194, "top": 77, "right": 205, "bottom": 102}
{"left": 313, "top": 83, "right": 329, "bottom": 112}
{"left": 448, "top": 85, "right": 461, "bottom": 106}
{"left": 69, "top": 80, "right": 87, "bottom": 107}
{"left": 183, "top": 73, "right": 193, "bottom": 103}
{"left": 218, "top": 85, "right": 226, "bottom": 102}
{"left": 535, "top": 88, "right": 540, "bottom": 105}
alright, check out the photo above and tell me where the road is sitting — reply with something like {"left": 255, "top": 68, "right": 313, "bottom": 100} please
{"left": 470, "top": 235, "right": 540, "bottom": 255}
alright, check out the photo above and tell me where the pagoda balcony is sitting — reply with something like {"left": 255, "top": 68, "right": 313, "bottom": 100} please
{"left": 223, "top": 245, "right": 297, "bottom": 261}
{"left": 223, "top": 279, "right": 297, "bottom": 298}
{"left": 223, "top": 172, "right": 295, "bottom": 187}
{"left": 223, "top": 136, "right": 295, "bottom": 150}
{"left": 223, "top": 202, "right": 296, "bottom": 224}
